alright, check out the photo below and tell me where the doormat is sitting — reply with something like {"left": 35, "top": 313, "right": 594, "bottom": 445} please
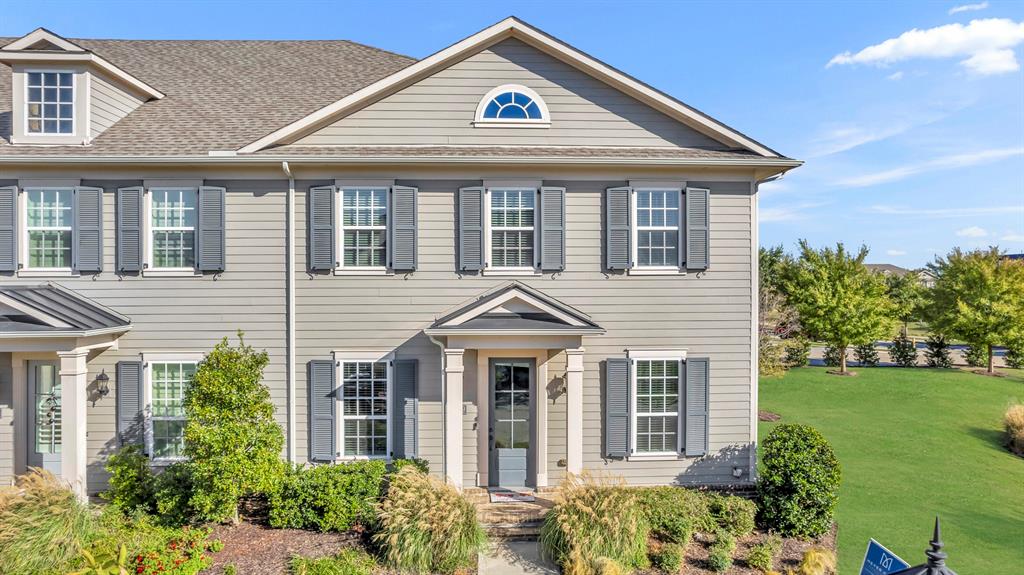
{"left": 488, "top": 489, "right": 536, "bottom": 503}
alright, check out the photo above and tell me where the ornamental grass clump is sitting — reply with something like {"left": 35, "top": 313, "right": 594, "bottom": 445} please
{"left": 0, "top": 468, "right": 94, "bottom": 575}
{"left": 1004, "top": 404, "right": 1024, "bottom": 457}
{"left": 374, "top": 467, "right": 485, "bottom": 573}
{"left": 539, "top": 472, "right": 649, "bottom": 574}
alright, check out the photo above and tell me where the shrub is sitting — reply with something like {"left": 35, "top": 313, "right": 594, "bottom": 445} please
{"left": 637, "top": 486, "right": 711, "bottom": 541}
{"left": 821, "top": 345, "right": 844, "bottom": 368}
{"left": 390, "top": 457, "right": 429, "bottom": 475}
{"left": 184, "top": 333, "right": 285, "bottom": 523}
{"left": 783, "top": 337, "right": 812, "bottom": 368}
{"left": 760, "top": 334, "right": 788, "bottom": 378}
{"left": 924, "top": 334, "right": 953, "bottom": 368}
{"left": 0, "top": 469, "right": 94, "bottom": 575}
{"left": 964, "top": 343, "right": 987, "bottom": 368}
{"left": 853, "top": 342, "right": 879, "bottom": 367}
{"left": 87, "top": 509, "right": 220, "bottom": 575}
{"left": 103, "top": 445, "right": 156, "bottom": 514}
{"left": 269, "top": 461, "right": 387, "bottom": 532}
{"left": 889, "top": 333, "right": 917, "bottom": 367}
{"left": 758, "top": 424, "right": 841, "bottom": 539}
{"left": 707, "top": 493, "right": 756, "bottom": 537}
{"left": 1006, "top": 345, "right": 1024, "bottom": 370}
{"left": 153, "top": 463, "right": 196, "bottom": 526}
{"left": 707, "top": 530, "right": 736, "bottom": 573}
{"left": 374, "top": 467, "right": 485, "bottom": 573}
{"left": 747, "top": 533, "right": 782, "bottom": 573}
{"left": 540, "top": 472, "right": 649, "bottom": 574}
{"left": 1004, "top": 404, "right": 1024, "bottom": 457}
{"left": 652, "top": 542, "right": 685, "bottom": 573}
{"left": 289, "top": 548, "right": 376, "bottom": 575}
{"left": 797, "top": 547, "right": 837, "bottom": 575}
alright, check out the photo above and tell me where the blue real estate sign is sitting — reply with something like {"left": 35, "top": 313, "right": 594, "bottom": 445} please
{"left": 860, "top": 539, "right": 911, "bottom": 575}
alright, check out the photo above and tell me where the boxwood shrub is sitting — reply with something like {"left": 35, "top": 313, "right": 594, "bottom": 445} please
{"left": 268, "top": 460, "right": 387, "bottom": 532}
{"left": 706, "top": 493, "right": 756, "bottom": 537}
{"left": 757, "top": 424, "right": 841, "bottom": 538}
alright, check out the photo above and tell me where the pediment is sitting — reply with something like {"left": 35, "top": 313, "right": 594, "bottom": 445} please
{"left": 428, "top": 282, "right": 602, "bottom": 334}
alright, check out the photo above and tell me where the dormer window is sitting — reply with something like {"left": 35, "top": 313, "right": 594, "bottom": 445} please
{"left": 474, "top": 84, "right": 550, "bottom": 127}
{"left": 26, "top": 71, "right": 74, "bottom": 134}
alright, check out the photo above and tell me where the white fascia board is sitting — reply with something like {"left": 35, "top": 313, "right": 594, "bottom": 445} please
{"left": 0, "top": 51, "right": 164, "bottom": 100}
{"left": 2, "top": 28, "right": 86, "bottom": 52}
{"left": 237, "top": 17, "right": 779, "bottom": 157}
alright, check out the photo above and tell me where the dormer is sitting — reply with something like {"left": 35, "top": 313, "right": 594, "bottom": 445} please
{"left": 0, "top": 28, "right": 163, "bottom": 146}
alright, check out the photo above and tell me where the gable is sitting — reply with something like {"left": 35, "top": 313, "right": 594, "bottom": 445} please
{"left": 90, "top": 70, "right": 146, "bottom": 139}
{"left": 293, "top": 38, "right": 731, "bottom": 149}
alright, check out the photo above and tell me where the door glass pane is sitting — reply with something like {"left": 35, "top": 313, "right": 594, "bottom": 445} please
{"left": 493, "top": 362, "right": 530, "bottom": 451}
{"left": 512, "top": 421, "right": 529, "bottom": 449}
{"left": 494, "top": 365, "right": 511, "bottom": 391}
{"left": 34, "top": 365, "right": 61, "bottom": 454}
{"left": 494, "top": 420, "right": 513, "bottom": 449}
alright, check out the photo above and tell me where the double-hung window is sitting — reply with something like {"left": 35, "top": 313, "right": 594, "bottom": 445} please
{"left": 633, "top": 189, "right": 681, "bottom": 270}
{"left": 26, "top": 71, "right": 74, "bottom": 135}
{"left": 339, "top": 360, "right": 390, "bottom": 458}
{"left": 339, "top": 187, "right": 388, "bottom": 270}
{"left": 150, "top": 188, "right": 197, "bottom": 270}
{"left": 631, "top": 356, "right": 682, "bottom": 456}
{"left": 25, "top": 188, "right": 73, "bottom": 270}
{"left": 147, "top": 360, "right": 196, "bottom": 461}
{"left": 487, "top": 188, "right": 536, "bottom": 272}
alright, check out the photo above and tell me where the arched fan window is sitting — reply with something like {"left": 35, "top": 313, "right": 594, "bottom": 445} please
{"left": 474, "top": 84, "right": 550, "bottom": 126}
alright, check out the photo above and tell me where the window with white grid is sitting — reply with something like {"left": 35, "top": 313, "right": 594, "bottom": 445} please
{"left": 26, "top": 71, "right": 74, "bottom": 134}
{"left": 489, "top": 188, "right": 535, "bottom": 269}
{"left": 149, "top": 361, "right": 196, "bottom": 461}
{"left": 150, "top": 188, "right": 197, "bottom": 269}
{"left": 340, "top": 187, "right": 388, "bottom": 269}
{"left": 25, "top": 188, "right": 73, "bottom": 269}
{"left": 340, "top": 361, "right": 390, "bottom": 457}
{"left": 635, "top": 189, "right": 680, "bottom": 268}
{"left": 634, "top": 359, "right": 680, "bottom": 454}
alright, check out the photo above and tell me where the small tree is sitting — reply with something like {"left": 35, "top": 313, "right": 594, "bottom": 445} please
{"left": 884, "top": 272, "right": 926, "bottom": 336}
{"left": 784, "top": 241, "right": 896, "bottom": 374}
{"left": 184, "top": 332, "right": 284, "bottom": 522}
{"left": 925, "top": 248, "right": 1024, "bottom": 374}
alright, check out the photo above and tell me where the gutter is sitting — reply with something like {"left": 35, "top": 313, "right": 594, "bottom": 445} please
{"left": 281, "top": 161, "right": 297, "bottom": 463}
{"left": 0, "top": 324, "right": 132, "bottom": 339}
{"left": 426, "top": 333, "right": 447, "bottom": 482}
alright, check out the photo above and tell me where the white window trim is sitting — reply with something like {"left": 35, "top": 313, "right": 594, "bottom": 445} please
{"left": 144, "top": 187, "right": 201, "bottom": 276}
{"left": 334, "top": 351, "right": 394, "bottom": 461}
{"left": 142, "top": 352, "right": 204, "bottom": 464}
{"left": 483, "top": 187, "right": 541, "bottom": 275}
{"left": 23, "top": 69, "right": 77, "bottom": 138}
{"left": 335, "top": 186, "right": 392, "bottom": 276}
{"left": 18, "top": 187, "right": 77, "bottom": 275}
{"left": 629, "top": 188, "right": 685, "bottom": 276}
{"left": 473, "top": 84, "right": 551, "bottom": 128}
{"left": 626, "top": 349, "right": 687, "bottom": 461}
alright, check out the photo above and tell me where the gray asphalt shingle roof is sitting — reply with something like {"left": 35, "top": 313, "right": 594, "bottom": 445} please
{"left": 0, "top": 283, "right": 130, "bottom": 333}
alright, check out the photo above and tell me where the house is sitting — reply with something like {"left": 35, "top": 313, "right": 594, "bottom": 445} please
{"left": 0, "top": 19, "right": 799, "bottom": 498}
{"left": 864, "top": 263, "right": 911, "bottom": 277}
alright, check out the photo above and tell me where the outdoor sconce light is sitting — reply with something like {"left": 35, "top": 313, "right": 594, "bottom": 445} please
{"left": 95, "top": 370, "right": 110, "bottom": 398}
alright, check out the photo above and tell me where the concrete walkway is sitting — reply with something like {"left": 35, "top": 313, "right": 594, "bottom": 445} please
{"left": 479, "top": 541, "right": 558, "bottom": 575}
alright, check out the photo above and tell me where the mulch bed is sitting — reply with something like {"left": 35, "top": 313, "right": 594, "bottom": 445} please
{"left": 758, "top": 410, "right": 782, "bottom": 422}
{"left": 206, "top": 521, "right": 363, "bottom": 574}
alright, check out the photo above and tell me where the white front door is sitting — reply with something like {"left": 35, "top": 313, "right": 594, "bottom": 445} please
{"left": 28, "top": 360, "right": 61, "bottom": 475}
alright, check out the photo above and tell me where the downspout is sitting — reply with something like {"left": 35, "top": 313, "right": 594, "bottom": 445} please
{"left": 427, "top": 334, "right": 446, "bottom": 480}
{"left": 282, "top": 162, "right": 297, "bottom": 463}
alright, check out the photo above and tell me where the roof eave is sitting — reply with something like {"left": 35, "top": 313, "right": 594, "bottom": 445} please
{"left": 424, "top": 327, "right": 605, "bottom": 337}
{"left": 0, "top": 324, "right": 132, "bottom": 339}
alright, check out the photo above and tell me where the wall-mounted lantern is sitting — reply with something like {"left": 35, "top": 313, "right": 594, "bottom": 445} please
{"left": 95, "top": 369, "right": 110, "bottom": 398}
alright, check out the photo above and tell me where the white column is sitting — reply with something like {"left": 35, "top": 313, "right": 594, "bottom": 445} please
{"left": 566, "top": 348, "right": 585, "bottom": 476}
{"left": 57, "top": 350, "right": 89, "bottom": 499}
{"left": 443, "top": 348, "right": 465, "bottom": 489}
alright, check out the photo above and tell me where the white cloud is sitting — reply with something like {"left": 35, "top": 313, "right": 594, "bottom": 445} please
{"left": 1002, "top": 233, "right": 1024, "bottom": 242}
{"left": 834, "top": 147, "right": 1024, "bottom": 187}
{"left": 760, "top": 202, "right": 827, "bottom": 223}
{"left": 863, "top": 205, "right": 1024, "bottom": 218}
{"left": 827, "top": 18, "right": 1024, "bottom": 76}
{"left": 956, "top": 226, "right": 989, "bottom": 237}
{"left": 887, "top": 71, "right": 905, "bottom": 80}
{"left": 811, "top": 123, "right": 913, "bottom": 157}
{"left": 886, "top": 249, "right": 908, "bottom": 256}
{"left": 949, "top": 1, "right": 988, "bottom": 14}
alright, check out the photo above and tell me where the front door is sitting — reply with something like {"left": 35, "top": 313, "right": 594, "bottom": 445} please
{"left": 489, "top": 359, "right": 533, "bottom": 487}
{"left": 28, "top": 360, "right": 61, "bottom": 474}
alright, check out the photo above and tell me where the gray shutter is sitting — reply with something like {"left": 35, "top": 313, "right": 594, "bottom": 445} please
{"left": 116, "top": 361, "right": 144, "bottom": 447}
{"left": 685, "top": 187, "right": 710, "bottom": 271}
{"left": 116, "top": 186, "right": 143, "bottom": 272}
{"left": 0, "top": 187, "right": 16, "bottom": 271}
{"left": 389, "top": 186, "right": 418, "bottom": 271}
{"left": 458, "top": 186, "right": 485, "bottom": 271}
{"left": 197, "top": 186, "right": 226, "bottom": 272}
{"left": 308, "top": 359, "right": 336, "bottom": 461}
{"left": 605, "top": 186, "right": 631, "bottom": 270}
{"left": 539, "top": 186, "right": 566, "bottom": 271}
{"left": 73, "top": 187, "right": 104, "bottom": 272}
{"left": 308, "top": 186, "right": 336, "bottom": 271}
{"left": 392, "top": 358, "right": 418, "bottom": 459}
{"left": 605, "top": 357, "right": 630, "bottom": 458}
{"left": 684, "top": 357, "right": 709, "bottom": 456}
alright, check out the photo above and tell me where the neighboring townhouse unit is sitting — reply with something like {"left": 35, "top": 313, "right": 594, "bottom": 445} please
{"left": 0, "top": 19, "right": 800, "bottom": 497}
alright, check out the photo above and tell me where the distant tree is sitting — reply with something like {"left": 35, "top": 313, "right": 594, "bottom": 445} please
{"left": 758, "top": 246, "right": 800, "bottom": 377}
{"left": 883, "top": 272, "right": 927, "bottom": 336}
{"left": 784, "top": 241, "right": 896, "bottom": 374}
{"left": 759, "top": 245, "right": 794, "bottom": 295}
{"left": 925, "top": 247, "right": 1024, "bottom": 374}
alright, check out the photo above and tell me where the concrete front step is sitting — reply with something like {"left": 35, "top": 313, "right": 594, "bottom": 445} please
{"left": 483, "top": 521, "right": 544, "bottom": 540}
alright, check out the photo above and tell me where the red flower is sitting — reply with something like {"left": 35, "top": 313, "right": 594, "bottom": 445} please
{"left": 136, "top": 567, "right": 144, "bottom": 574}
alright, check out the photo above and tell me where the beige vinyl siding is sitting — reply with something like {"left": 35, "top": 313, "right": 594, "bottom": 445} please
{"left": 294, "top": 177, "right": 755, "bottom": 486}
{"left": 293, "top": 38, "right": 729, "bottom": 150}
{"left": 89, "top": 73, "right": 145, "bottom": 140}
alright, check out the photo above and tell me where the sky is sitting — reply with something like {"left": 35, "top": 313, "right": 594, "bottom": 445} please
{"left": 3, "top": 0, "right": 1023, "bottom": 268}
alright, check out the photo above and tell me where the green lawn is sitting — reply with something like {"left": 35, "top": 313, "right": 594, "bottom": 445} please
{"left": 759, "top": 367, "right": 1024, "bottom": 574}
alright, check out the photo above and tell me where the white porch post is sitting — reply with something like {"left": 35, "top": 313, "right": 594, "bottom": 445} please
{"left": 57, "top": 350, "right": 89, "bottom": 499}
{"left": 566, "top": 347, "right": 585, "bottom": 475}
{"left": 443, "top": 348, "right": 465, "bottom": 488}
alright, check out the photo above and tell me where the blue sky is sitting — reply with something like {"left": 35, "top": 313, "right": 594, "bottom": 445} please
{"left": 4, "top": 1, "right": 1022, "bottom": 268}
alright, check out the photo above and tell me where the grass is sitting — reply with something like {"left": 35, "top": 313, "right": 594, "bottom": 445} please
{"left": 759, "top": 366, "right": 1024, "bottom": 574}
{"left": 289, "top": 548, "right": 376, "bottom": 575}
